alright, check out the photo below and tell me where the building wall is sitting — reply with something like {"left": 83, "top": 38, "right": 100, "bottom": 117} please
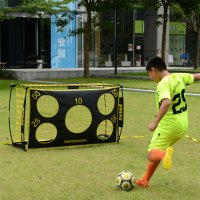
{"left": 1, "top": 19, "right": 23, "bottom": 67}
{"left": 1, "top": 2, "right": 186, "bottom": 69}
{"left": 1, "top": 17, "right": 50, "bottom": 68}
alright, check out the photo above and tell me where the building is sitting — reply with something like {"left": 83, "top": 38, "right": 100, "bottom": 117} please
{"left": 0, "top": 0, "right": 50, "bottom": 69}
{"left": 0, "top": 0, "right": 188, "bottom": 69}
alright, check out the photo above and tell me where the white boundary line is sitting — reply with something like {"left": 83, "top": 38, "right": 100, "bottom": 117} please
{"left": 123, "top": 88, "right": 155, "bottom": 93}
{"left": 123, "top": 88, "right": 200, "bottom": 96}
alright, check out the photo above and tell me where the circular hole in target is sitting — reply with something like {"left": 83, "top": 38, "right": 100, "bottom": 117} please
{"left": 96, "top": 120, "right": 113, "bottom": 140}
{"left": 65, "top": 105, "right": 92, "bottom": 134}
{"left": 37, "top": 95, "right": 59, "bottom": 118}
{"left": 97, "top": 93, "right": 115, "bottom": 115}
{"left": 36, "top": 123, "right": 57, "bottom": 144}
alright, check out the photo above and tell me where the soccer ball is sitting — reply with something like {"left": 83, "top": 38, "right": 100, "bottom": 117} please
{"left": 116, "top": 171, "right": 136, "bottom": 191}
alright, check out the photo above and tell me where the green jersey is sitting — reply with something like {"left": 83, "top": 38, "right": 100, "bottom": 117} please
{"left": 156, "top": 73, "right": 194, "bottom": 116}
{"left": 148, "top": 73, "right": 194, "bottom": 151}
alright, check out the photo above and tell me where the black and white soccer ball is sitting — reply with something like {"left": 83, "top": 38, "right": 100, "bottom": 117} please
{"left": 116, "top": 171, "right": 136, "bottom": 191}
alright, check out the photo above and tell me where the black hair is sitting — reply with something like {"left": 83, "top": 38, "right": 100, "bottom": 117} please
{"left": 146, "top": 57, "right": 167, "bottom": 71}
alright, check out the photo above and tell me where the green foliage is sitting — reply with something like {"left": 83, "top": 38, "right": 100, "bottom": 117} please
{"left": 0, "top": 69, "right": 15, "bottom": 79}
{"left": 16, "top": 0, "right": 73, "bottom": 16}
{"left": 138, "top": 0, "right": 160, "bottom": 9}
{"left": 175, "top": 0, "right": 200, "bottom": 16}
{"left": 0, "top": 6, "right": 16, "bottom": 21}
{"left": 54, "top": 12, "right": 75, "bottom": 32}
{"left": 174, "top": 0, "right": 200, "bottom": 32}
{"left": 90, "top": 0, "right": 139, "bottom": 11}
{"left": 0, "top": 0, "right": 74, "bottom": 20}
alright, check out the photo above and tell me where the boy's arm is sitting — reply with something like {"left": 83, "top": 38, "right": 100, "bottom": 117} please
{"left": 193, "top": 73, "right": 200, "bottom": 81}
{"left": 148, "top": 98, "right": 171, "bottom": 131}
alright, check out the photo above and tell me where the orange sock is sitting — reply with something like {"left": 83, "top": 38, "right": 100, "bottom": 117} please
{"left": 142, "top": 149, "right": 165, "bottom": 182}
{"left": 143, "top": 161, "right": 160, "bottom": 181}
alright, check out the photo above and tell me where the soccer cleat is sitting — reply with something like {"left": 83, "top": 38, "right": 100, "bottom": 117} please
{"left": 162, "top": 146, "right": 174, "bottom": 170}
{"left": 136, "top": 178, "right": 149, "bottom": 187}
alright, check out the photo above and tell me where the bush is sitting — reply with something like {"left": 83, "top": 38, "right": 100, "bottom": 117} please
{"left": 0, "top": 69, "right": 15, "bottom": 79}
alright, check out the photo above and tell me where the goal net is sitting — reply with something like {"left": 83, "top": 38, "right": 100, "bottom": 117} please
{"left": 8, "top": 83, "right": 124, "bottom": 150}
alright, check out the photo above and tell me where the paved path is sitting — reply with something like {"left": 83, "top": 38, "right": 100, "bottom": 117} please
{"left": 8, "top": 66, "right": 195, "bottom": 81}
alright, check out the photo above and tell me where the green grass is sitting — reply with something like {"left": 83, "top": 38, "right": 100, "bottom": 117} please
{"left": 1, "top": 78, "right": 200, "bottom": 200}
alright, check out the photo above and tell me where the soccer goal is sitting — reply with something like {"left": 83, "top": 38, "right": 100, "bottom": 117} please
{"left": 8, "top": 83, "right": 124, "bottom": 150}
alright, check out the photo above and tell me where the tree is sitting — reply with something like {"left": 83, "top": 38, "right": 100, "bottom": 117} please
{"left": 173, "top": 0, "right": 200, "bottom": 69}
{"left": 73, "top": 0, "right": 138, "bottom": 77}
{"left": 52, "top": 0, "right": 138, "bottom": 77}
{"left": 160, "top": 0, "right": 173, "bottom": 60}
{"left": 76, "top": 0, "right": 96, "bottom": 78}
{"left": 1, "top": 0, "right": 138, "bottom": 77}
{"left": 4, "top": 0, "right": 73, "bottom": 17}
{"left": 139, "top": 0, "right": 176, "bottom": 61}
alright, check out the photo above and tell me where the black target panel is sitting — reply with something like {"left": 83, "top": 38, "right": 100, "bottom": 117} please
{"left": 28, "top": 88, "right": 120, "bottom": 148}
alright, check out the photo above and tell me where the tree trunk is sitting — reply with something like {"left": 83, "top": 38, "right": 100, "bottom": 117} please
{"left": 83, "top": 10, "right": 91, "bottom": 78}
{"left": 194, "top": 29, "right": 200, "bottom": 69}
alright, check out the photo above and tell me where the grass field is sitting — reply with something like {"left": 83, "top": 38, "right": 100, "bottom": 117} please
{"left": 1, "top": 78, "right": 200, "bottom": 200}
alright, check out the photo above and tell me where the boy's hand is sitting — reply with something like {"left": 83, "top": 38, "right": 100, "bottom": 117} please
{"left": 148, "top": 98, "right": 171, "bottom": 131}
{"left": 148, "top": 121, "right": 158, "bottom": 131}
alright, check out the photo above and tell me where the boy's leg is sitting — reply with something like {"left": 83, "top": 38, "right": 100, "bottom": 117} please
{"left": 136, "top": 149, "right": 165, "bottom": 187}
{"left": 148, "top": 149, "right": 165, "bottom": 162}
{"left": 148, "top": 128, "right": 176, "bottom": 170}
{"left": 137, "top": 124, "right": 178, "bottom": 187}
{"left": 150, "top": 147, "right": 174, "bottom": 170}
{"left": 136, "top": 161, "right": 159, "bottom": 187}
{"left": 136, "top": 147, "right": 174, "bottom": 187}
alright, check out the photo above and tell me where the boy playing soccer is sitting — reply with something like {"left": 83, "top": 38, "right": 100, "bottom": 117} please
{"left": 136, "top": 57, "right": 200, "bottom": 187}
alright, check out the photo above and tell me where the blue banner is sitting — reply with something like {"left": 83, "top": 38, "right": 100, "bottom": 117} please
{"left": 51, "top": 2, "right": 76, "bottom": 68}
